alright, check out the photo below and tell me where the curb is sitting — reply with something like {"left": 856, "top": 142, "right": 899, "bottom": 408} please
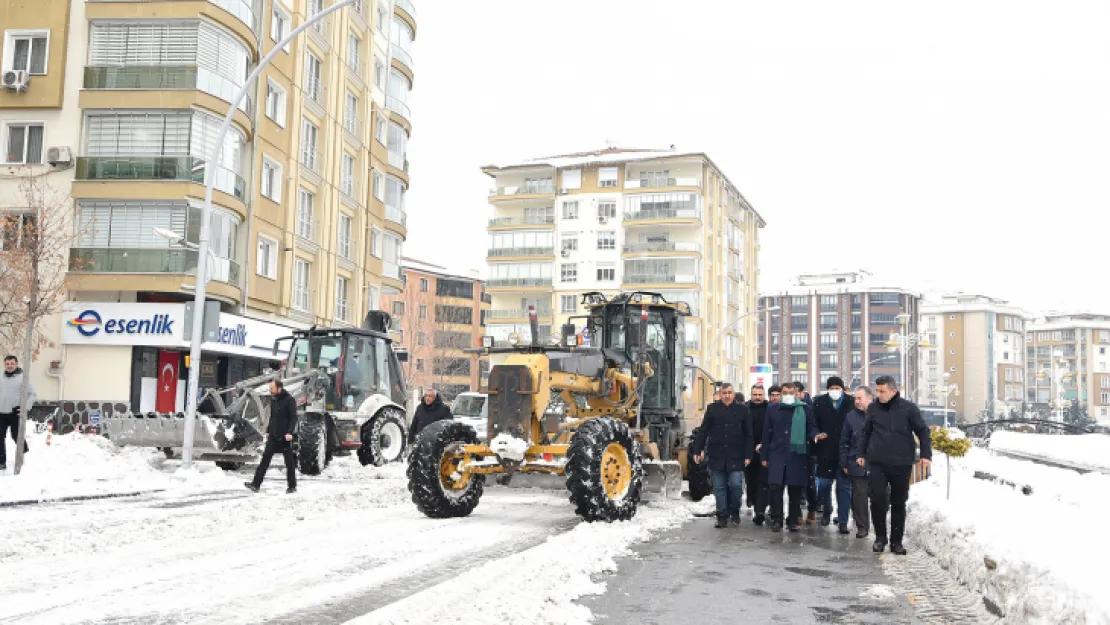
{"left": 0, "top": 489, "right": 166, "bottom": 508}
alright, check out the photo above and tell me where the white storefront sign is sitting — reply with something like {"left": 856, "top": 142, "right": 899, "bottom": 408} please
{"left": 61, "top": 302, "right": 186, "bottom": 346}
{"left": 749, "top": 363, "right": 774, "bottom": 390}
{"left": 207, "top": 312, "right": 293, "bottom": 358}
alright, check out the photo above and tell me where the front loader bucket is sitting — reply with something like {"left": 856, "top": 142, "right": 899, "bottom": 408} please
{"left": 104, "top": 412, "right": 234, "bottom": 454}
{"left": 642, "top": 460, "right": 682, "bottom": 500}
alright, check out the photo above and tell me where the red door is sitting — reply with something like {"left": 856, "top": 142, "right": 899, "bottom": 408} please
{"left": 156, "top": 350, "right": 179, "bottom": 413}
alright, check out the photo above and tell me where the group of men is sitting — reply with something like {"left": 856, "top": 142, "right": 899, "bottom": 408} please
{"left": 692, "top": 375, "right": 932, "bottom": 555}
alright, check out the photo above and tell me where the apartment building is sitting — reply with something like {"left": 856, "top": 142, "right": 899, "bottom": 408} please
{"left": 381, "top": 258, "right": 489, "bottom": 401}
{"left": 758, "top": 271, "right": 921, "bottom": 393}
{"left": 481, "top": 147, "right": 765, "bottom": 384}
{"left": 917, "top": 294, "right": 1030, "bottom": 422}
{"left": 1027, "top": 313, "right": 1110, "bottom": 425}
{"left": 1, "top": 0, "right": 417, "bottom": 414}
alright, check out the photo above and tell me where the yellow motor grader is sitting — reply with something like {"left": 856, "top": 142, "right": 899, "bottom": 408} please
{"left": 407, "top": 291, "right": 715, "bottom": 522}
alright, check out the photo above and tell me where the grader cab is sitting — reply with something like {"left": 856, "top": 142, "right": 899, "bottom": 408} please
{"left": 407, "top": 291, "right": 714, "bottom": 522}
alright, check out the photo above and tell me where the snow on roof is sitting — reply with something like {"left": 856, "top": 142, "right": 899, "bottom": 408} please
{"left": 760, "top": 270, "right": 921, "bottom": 298}
{"left": 481, "top": 146, "right": 688, "bottom": 172}
{"left": 401, "top": 257, "right": 483, "bottom": 282}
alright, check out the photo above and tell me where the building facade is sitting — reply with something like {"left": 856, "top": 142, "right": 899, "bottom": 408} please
{"left": 1027, "top": 313, "right": 1110, "bottom": 425}
{"left": 758, "top": 271, "right": 921, "bottom": 394}
{"left": 917, "top": 294, "right": 1029, "bottom": 423}
{"left": 481, "top": 147, "right": 765, "bottom": 384}
{"left": 381, "top": 258, "right": 488, "bottom": 402}
{"left": 1, "top": 0, "right": 417, "bottom": 412}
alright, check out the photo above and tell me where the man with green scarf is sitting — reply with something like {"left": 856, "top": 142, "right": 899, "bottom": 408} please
{"left": 760, "top": 381, "right": 822, "bottom": 532}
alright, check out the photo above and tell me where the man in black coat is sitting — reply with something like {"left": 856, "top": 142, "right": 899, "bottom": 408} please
{"left": 744, "top": 385, "right": 770, "bottom": 525}
{"left": 246, "top": 379, "right": 299, "bottom": 494}
{"left": 761, "top": 382, "right": 821, "bottom": 532}
{"left": 408, "top": 389, "right": 454, "bottom": 444}
{"left": 813, "top": 376, "right": 855, "bottom": 532}
{"left": 855, "top": 376, "right": 932, "bottom": 555}
{"left": 840, "top": 385, "right": 873, "bottom": 538}
{"left": 694, "top": 383, "right": 752, "bottom": 528}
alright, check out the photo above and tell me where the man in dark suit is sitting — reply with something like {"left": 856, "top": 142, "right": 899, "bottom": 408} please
{"left": 246, "top": 379, "right": 299, "bottom": 494}
{"left": 694, "top": 383, "right": 752, "bottom": 528}
{"left": 761, "top": 382, "right": 821, "bottom": 532}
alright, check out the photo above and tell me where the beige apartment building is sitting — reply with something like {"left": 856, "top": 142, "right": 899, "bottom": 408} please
{"left": 1, "top": 0, "right": 416, "bottom": 416}
{"left": 480, "top": 147, "right": 765, "bottom": 384}
{"left": 1027, "top": 313, "right": 1110, "bottom": 425}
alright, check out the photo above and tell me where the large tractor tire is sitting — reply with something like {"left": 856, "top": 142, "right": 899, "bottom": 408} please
{"left": 358, "top": 408, "right": 408, "bottom": 466}
{"left": 566, "top": 417, "right": 644, "bottom": 522}
{"left": 407, "top": 419, "right": 485, "bottom": 518}
{"left": 297, "top": 415, "right": 330, "bottom": 476}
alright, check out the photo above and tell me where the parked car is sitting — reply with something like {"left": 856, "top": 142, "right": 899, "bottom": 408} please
{"left": 451, "top": 392, "right": 488, "bottom": 441}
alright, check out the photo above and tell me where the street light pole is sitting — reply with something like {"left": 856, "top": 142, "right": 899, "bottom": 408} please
{"left": 704, "top": 307, "right": 779, "bottom": 380}
{"left": 884, "top": 311, "right": 931, "bottom": 401}
{"left": 181, "top": 0, "right": 358, "bottom": 468}
{"left": 847, "top": 354, "right": 897, "bottom": 389}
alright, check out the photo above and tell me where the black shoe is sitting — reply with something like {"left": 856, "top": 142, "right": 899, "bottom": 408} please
{"left": 890, "top": 543, "right": 907, "bottom": 555}
{"left": 821, "top": 514, "right": 832, "bottom": 527}
{"left": 838, "top": 524, "right": 850, "bottom": 534}
{"left": 286, "top": 486, "right": 297, "bottom": 494}
{"left": 788, "top": 523, "right": 800, "bottom": 533}
{"left": 771, "top": 523, "right": 783, "bottom": 533}
{"left": 873, "top": 538, "right": 887, "bottom": 553}
{"left": 729, "top": 512, "right": 741, "bottom": 526}
{"left": 714, "top": 516, "right": 728, "bottom": 529}
{"left": 856, "top": 531, "right": 869, "bottom": 539}
{"left": 0, "top": 464, "right": 6, "bottom": 471}
{"left": 244, "top": 481, "right": 260, "bottom": 493}
{"left": 753, "top": 514, "right": 765, "bottom": 526}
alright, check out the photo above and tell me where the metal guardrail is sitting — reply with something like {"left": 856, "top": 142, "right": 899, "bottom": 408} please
{"left": 75, "top": 156, "right": 246, "bottom": 201}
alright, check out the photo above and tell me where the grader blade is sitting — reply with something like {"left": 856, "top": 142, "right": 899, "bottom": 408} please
{"left": 642, "top": 460, "right": 682, "bottom": 500}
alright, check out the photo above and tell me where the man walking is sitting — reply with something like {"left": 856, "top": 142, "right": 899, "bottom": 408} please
{"left": 0, "top": 355, "right": 34, "bottom": 471}
{"left": 761, "top": 382, "right": 821, "bottom": 532}
{"left": 245, "top": 379, "right": 298, "bottom": 494}
{"left": 813, "top": 377, "right": 854, "bottom": 532}
{"left": 409, "top": 388, "right": 454, "bottom": 444}
{"left": 856, "top": 376, "right": 932, "bottom": 555}
{"left": 841, "top": 386, "right": 873, "bottom": 538}
{"left": 767, "top": 385, "right": 782, "bottom": 405}
{"left": 694, "top": 383, "right": 752, "bottom": 528}
{"left": 745, "top": 385, "right": 770, "bottom": 525}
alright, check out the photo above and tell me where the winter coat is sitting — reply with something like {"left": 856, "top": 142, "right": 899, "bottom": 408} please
{"left": 0, "top": 368, "right": 36, "bottom": 414}
{"left": 839, "top": 408, "right": 868, "bottom": 477}
{"left": 693, "top": 400, "right": 752, "bottom": 472}
{"left": 267, "top": 390, "right": 298, "bottom": 439}
{"left": 856, "top": 393, "right": 932, "bottom": 467}
{"left": 761, "top": 401, "right": 819, "bottom": 486}
{"left": 746, "top": 400, "right": 769, "bottom": 465}
{"left": 812, "top": 393, "right": 855, "bottom": 478}
{"left": 409, "top": 395, "right": 453, "bottom": 443}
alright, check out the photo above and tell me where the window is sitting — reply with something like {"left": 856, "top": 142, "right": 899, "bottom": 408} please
{"left": 301, "top": 119, "right": 319, "bottom": 170}
{"left": 562, "top": 201, "right": 579, "bottom": 220}
{"left": 375, "top": 114, "right": 386, "bottom": 144}
{"left": 597, "top": 230, "right": 615, "bottom": 250}
{"left": 869, "top": 293, "right": 902, "bottom": 306}
{"left": 597, "top": 267, "right": 615, "bottom": 281}
{"left": 271, "top": 6, "right": 289, "bottom": 47}
{"left": 419, "top": 277, "right": 429, "bottom": 292}
{"left": 598, "top": 167, "right": 618, "bottom": 188}
{"left": 335, "top": 276, "right": 349, "bottom": 321}
{"left": 305, "top": 52, "right": 322, "bottom": 101}
{"left": 820, "top": 295, "right": 837, "bottom": 311}
{"left": 1103, "top": 392, "right": 1109, "bottom": 405}
{"left": 870, "top": 312, "right": 898, "bottom": 325}
{"left": 819, "top": 314, "right": 837, "bottom": 329}
{"left": 561, "top": 263, "right": 577, "bottom": 282}
{"left": 436, "top": 305, "right": 473, "bottom": 325}
{"left": 598, "top": 201, "right": 617, "bottom": 219}
{"left": 790, "top": 296, "right": 808, "bottom": 308}
{"left": 256, "top": 235, "right": 278, "bottom": 279}
{"left": 4, "top": 123, "right": 43, "bottom": 164}
{"left": 344, "top": 92, "right": 359, "bottom": 134}
{"left": 790, "top": 313, "right": 808, "bottom": 330}
{"left": 560, "top": 294, "right": 576, "bottom": 313}
{"left": 561, "top": 234, "right": 578, "bottom": 252}
{"left": 347, "top": 33, "right": 361, "bottom": 73}
{"left": 260, "top": 156, "right": 282, "bottom": 202}
{"left": 791, "top": 354, "right": 808, "bottom": 368}
{"left": 415, "top": 304, "right": 426, "bottom": 320}
{"left": 562, "top": 169, "right": 581, "bottom": 189}
{"left": 337, "top": 214, "right": 352, "bottom": 260}
{"left": 370, "top": 227, "right": 382, "bottom": 257}
{"left": 371, "top": 169, "right": 385, "bottom": 201}
{"left": 820, "top": 353, "right": 838, "bottom": 369}
{"left": 341, "top": 152, "right": 356, "bottom": 196}
{"left": 376, "top": 2, "right": 388, "bottom": 33}
{"left": 415, "top": 358, "right": 424, "bottom": 372}
{"left": 790, "top": 333, "right": 808, "bottom": 348}
{"left": 436, "top": 279, "right": 474, "bottom": 299}
{"left": 297, "top": 188, "right": 314, "bottom": 240}
{"left": 4, "top": 31, "right": 48, "bottom": 74}
{"left": 820, "top": 332, "right": 838, "bottom": 350}
{"left": 851, "top": 332, "right": 862, "bottom": 348}
{"left": 293, "top": 259, "right": 311, "bottom": 312}
{"left": 374, "top": 58, "right": 385, "bottom": 88}
{"left": 391, "top": 301, "right": 406, "bottom": 316}
{"left": 265, "top": 80, "right": 287, "bottom": 127}
{"left": 0, "top": 212, "right": 36, "bottom": 251}
{"left": 1102, "top": 377, "right": 1110, "bottom": 389}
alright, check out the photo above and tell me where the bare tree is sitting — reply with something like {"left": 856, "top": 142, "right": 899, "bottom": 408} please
{"left": 0, "top": 167, "right": 75, "bottom": 475}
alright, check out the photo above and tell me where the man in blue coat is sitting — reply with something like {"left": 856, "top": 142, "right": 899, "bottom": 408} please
{"left": 760, "top": 381, "right": 821, "bottom": 532}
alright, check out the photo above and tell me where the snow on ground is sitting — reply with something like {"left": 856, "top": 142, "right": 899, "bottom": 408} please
{"left": 989, "top": 431, "right": 1110, "bottom": 472}
{"left": 907, "top": 447, "right": 1110, "bottom": 624}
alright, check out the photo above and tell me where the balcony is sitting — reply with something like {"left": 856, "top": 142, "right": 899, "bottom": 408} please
{"left": 343, "top": 118, "right": 362, "bottom": 146}
{"left": 385, "top": 206, "right": 407, "bottom": 227}
{"left": 392, "top": 44, "right": 413, "bottom": 71}
{"left": 75, "top": 156, "right": 246, "bottom": 202}
{"left": 622, "top": 241, "right": 702, "bottom": 254}
{"left": 486, "top": 308, "right": 554, "bottom": 320}
{"left": 623, "top": 207, "right": 703, "bottom": 222}
{"left": 69, "top": 248, "right": 240, "bottom": 285}
{"left": 486, "top": 277, "right": 553, "bottom": 288}
{"left": 623, "top": 176, "right": 701, "bottom": 190}
{"left": 83, "top": 66, "right": 251, "bottom": 114}
{"left": 383, "top": 261, "right": 401, "bottom": 280}
{"left": 489, "top": 182, "right": 556, "bottom": 197}
{"left": 487, "top": 246, "right": 554, "bottom": 258}
{"left": 487, "top": 215, "right": 554, "bottom": 227}
{"left": 624, "top": 273, "right": 698, "bottom": 285}
{"left": 395, "top": 0, "right": 416, "bottom": 18}
{"left": 386, "top": 95, "right": 410, "bottom": 121}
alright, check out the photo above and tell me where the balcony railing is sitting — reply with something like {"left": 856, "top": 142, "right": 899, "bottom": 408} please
{"left": 624, "top": 207, "right": 703, "bottom": 222}
{"left": 341, "top": 177, "right": 359, "bottom": 198}
{"left": 69, "top": 248, "right": 240, "bottom": 285}
{"left": 296, "top": 217, "right": 317, "bottom": 243}
{"left": 385, "top": 206, "right": 407, "bottom": 227}
{"left": 387, "top": 149, "right": 406, "bottom": 170}
{"left": 395, "top": 0, "right": 416, "bottom": 17}
{"left": 487, "top": 246, "right": 553, "bottom": 257}
{"left": 623, "top": 176, "right": 702, "bottom": 189}
{"left": 83, "top": 66, "right": 252, "bottom": 113}
{"left": 391, "top": 44, "right": 413, "bottom": 70}
{"left": 307, "top": 14, "right": 330, "bottom": 48}
{"left": 487, "top": 277, "right": 553, "bottom": 288}
{"left": 306, "top": 79, "right": 326, "bottom": 109}
{"left": 486, "top": 308, "right": 554, "bottom": 320}
{"left": 75, "top": 156, "right": 245, "bottom": 202}
{"left": 622, "top": 241, "right": 702, "bottom": 254}
{"left": 292, "top": 286, "right": 315, "bottom": 314}
{"left": 623, "top": 273, "right": 698, "bottom": 284}
{"left": 386, "top": 95, "right": 410, "bottom": 120}
{"left": 686, "top": 339, "right": 700, "bottom": 350}
{"left": 487, "top": 215, "right": 554, "bottom": 227}
{"left": 383, "top": 260, "right": 401, "bottom": 280}
{"left": 489, "top": 182, "right": 556, "bottom": 196}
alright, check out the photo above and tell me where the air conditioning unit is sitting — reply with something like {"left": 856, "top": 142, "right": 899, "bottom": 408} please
{"left": 557, "top": 188, "right": 568, "bottom": 195}
{"left": 598, "top": 216, "right": 608, "bottom": 224}
{"left": 560, "top": 249, "right": 570, "bottom": 258}
{"left": 2, "top": 70, "right": 30, "bottom": 92}
{"left": 46, "top": 146, "right": 72, "bottom": 167}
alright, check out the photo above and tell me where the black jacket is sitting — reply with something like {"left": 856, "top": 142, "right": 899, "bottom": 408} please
{"left": 812, "top": 393, "right": 855, "bottom": 478}
{"left": 409, "top": 395, "right": 453, "bottom": 443}
{"left": 268, "top": 390, "right": 298, "bottom": 439}
{"left": 746, "top": 400, "right": 768, "bottom": 463}
{"left": 856, "top": 393, "right": 932, "bottom": 467}
{"left": 839, "top": 408, "right": 868, "bottom": 477}
{"left": 693, "top": 400, "right": 752, "bottom": 472}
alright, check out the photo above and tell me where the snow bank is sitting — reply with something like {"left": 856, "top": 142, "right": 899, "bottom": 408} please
{"left": 989, "top": 431, "right": 1110, "bottom": 472}
{"left": 350, "top": 502, "right": 694, "bottom": 625}
{"left": 0, "top": 432, "right": 237, "bottom": 504}
{"left": 907, "top": 448, "right": 1110, "bottom": 624}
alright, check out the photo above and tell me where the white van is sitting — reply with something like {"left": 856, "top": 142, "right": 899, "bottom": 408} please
{"left": 451, "top": 392, "right": 488, "bottom": 441}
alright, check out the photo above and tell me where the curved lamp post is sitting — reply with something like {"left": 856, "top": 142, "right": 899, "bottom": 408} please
{"left": 884, "top": 312, "right": 932, "bottom": 400}
{"left": 704, "top": 306, "right": 779, "bottom": 381}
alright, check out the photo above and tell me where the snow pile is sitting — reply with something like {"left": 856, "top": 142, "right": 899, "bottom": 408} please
{"left": 350, "top": 502, "right": 693, "bottom": 625}
{"left": 0, "top": 432, "right": 236, "bottom": 504}
{"left": 907, "top": 448, "right": 1110, "bottom": 623}
{"left": 990, "top": 431, "right": 1110, "bottom": 472}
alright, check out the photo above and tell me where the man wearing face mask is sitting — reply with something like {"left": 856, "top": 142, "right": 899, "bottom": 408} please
{"left": 761, "top": 382, "right": 821, "bottom": 532}
{"left": 745, "top": 385, "right": 770, "bottom": 525}
{"left": 856, "top": 376, "right": 932, "bottom": 555}
{"left": 813, "top": 377, "right": 855, "bottom": 532}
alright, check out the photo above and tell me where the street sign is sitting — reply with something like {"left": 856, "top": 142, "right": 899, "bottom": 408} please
{"left": 749, "top": 364, "right": 774, "bottom": 390}
{"left": 89, "top": 410, "right": 101, "bottom": 425}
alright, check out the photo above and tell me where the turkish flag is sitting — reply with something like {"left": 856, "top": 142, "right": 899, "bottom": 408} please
{"left": 156, "top": 350, "right": 179, "bottom": 413}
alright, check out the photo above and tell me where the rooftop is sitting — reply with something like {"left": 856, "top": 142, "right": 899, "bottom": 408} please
{"left": 401, "top": 257, "right": 483, "bottom": 283}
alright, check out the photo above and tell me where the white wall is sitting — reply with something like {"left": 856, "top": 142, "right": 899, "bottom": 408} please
{"left": 61, "top": 344, "right": 133, "bottom": 402}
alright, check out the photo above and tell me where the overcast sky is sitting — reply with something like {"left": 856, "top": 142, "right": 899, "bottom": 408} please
{"left": 403, "top": 0, "right": 1110, "bottom": 314}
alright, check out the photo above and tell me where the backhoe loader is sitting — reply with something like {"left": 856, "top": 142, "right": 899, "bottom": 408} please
{"left": 407, "top": 291, "right": 715, "bottom": 522}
